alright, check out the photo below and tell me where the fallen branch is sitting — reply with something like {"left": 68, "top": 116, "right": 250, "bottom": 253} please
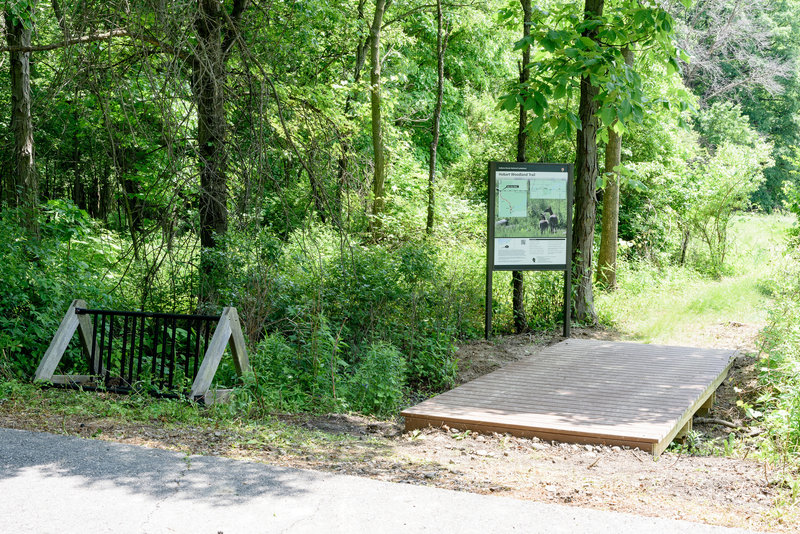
{"left": 693, "top": 417, "right": 740, "bottom": 429}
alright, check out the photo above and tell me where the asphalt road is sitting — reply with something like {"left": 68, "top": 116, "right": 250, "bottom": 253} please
{"left": 0, "top": 427, "right": 759, "bottom": 533}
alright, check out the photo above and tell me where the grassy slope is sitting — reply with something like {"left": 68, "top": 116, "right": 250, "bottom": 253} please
{"left": 596, "top": 213, "right": 793, "bottom": 346}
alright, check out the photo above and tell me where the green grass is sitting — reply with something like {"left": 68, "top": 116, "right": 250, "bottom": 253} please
{"left": 0, "top": 380, "right": 369, "bottom": 454}
{"left": 597, "top": 213, "right": 793, "bottom": 346}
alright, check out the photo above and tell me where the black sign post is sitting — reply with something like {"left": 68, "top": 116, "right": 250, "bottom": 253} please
{"left": 485, "top": 162, "right": 573, "bottom": 339}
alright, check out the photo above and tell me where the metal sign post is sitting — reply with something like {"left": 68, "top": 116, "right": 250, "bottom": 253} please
{"left": 485, "top": 162, "right": 573, "bottom": 339}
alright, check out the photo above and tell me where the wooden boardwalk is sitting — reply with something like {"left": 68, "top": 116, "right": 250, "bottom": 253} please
{"left": 401, "top": 339, "right": 736, "bottom": 455}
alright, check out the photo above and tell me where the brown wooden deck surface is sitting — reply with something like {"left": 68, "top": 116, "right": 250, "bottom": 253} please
{"left": 401, "top": 339, "right": 736, "bottom": 455}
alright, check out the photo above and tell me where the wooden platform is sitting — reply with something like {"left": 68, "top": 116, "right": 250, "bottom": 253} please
{"left": 401, "top": 339, "right": 736, "bottom": 455}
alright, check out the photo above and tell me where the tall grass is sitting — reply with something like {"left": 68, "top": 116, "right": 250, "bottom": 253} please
{"left": 597, "top": 213, "right": 792, "bottom": 345}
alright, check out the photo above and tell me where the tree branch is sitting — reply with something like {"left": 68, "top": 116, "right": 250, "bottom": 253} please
{"left": 0, "top": 28, "right": 129, "bottom": 53}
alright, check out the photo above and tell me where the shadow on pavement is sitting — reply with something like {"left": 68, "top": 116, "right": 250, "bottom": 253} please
{"left": 0, "top": 427, "right": 314, "bottom": 505}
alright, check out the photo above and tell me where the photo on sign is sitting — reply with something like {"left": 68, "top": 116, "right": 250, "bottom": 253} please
{"left": 495, "top": 192, "right": 567, "bottom": 239}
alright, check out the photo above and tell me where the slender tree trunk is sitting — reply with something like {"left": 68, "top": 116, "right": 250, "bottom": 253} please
{"left": 679, "top": 227, "right": 690, "bottom": 265}
{"left": 572, "top": 0, "right": 604, "bottom": 324}
{"left": 512, "top": 0, "right": 532, "bottom": 333}
{"left": 596, "top": 48, "right": 632, "bottom": 291}
{"left": 194, "top": 0, "right": 230, "bottom": 307}
{"left": 516, "top": 0, "right": 531, "bottom": 165}
{"left": 369, "top": 0, "right": 391, "bottom": 230}
{"left": 596, "top": 126, "right": 621, "bottom": 289}
{"left": 5, "top": 6, "right": 39, "bottom": 235}
{"left": 336, "top": 1, "right": 369, "bottom": 222}
{"left": 426, "top": 0, "right": 448, "bottom": 234}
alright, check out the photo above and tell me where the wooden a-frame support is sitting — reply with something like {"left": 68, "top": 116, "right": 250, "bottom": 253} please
{"left": 34, "top": 300, "right": 250, "bottom": 404}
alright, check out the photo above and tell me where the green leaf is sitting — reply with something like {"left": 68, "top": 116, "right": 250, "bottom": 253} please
{"left": 534, "top": 92, "right": 548, "bottom": 111}
{"left": 596, "top": 174, "right": 606, "bottom": 189}
{"left": 522, "top": 96, "right": 533, "bottom": 111}
{"left": 599, "top": 107, "right": 615, "bottom": 126}
{"left": 499, "top": 95, "right": 517, "bottom": 112}
{"left": 531, "top": 99, "right": 543, "bottom": 116}
{"left": 553, "top": 83, "right": 567, "bottom": 100}
{"left": 621, "top": 98, "right": 632, "bottom": 118}
{"left": 540, "top": 36, "right": 556, "bottom": 53}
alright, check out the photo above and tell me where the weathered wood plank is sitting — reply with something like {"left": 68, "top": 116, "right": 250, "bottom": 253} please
{"left": 50, "top": 374, "right": 93, "bottom": 385}
{"left": 652, "top": 357, "right": 734, "bottom": 455}
{"left": 202, "top": 388, "right": 235, "bottom": 405}
{"left": 76, "top": 311, "right": 101, "bottom": 374}
{"left": 190, "top": 308, "right": 233, "bottom": 398}
{"left": 227, "top": 307, "right": 250, "bottom": 375}
{"left": 34, "top": 299, "right": 83, "bottom": 381}
{"left": 403, "top": 415, "right": 658, "bottom": 451}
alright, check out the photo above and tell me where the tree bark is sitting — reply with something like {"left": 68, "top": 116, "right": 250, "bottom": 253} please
{"left": 193, "top": 0, "right": 248, "bottom": 307}
{"left": 5, "top": 6, "right": 39, "bottom": 235}
{"left": 369, "top": 0, "right": 391, "bottom": 231}
{"left": 596, "top": 126, "right": 621, "bottom": 289}
{"left": 572, "top": 0, "right": 604, "bottom": 324}
{"left": 512, "top": 0, "right": 532, "bottom": 333}
{"left": 426, "top": 0, "right": 448, "bottom": 234}
{"left": 596, "top": 48, "right": 632, "bottom": 291}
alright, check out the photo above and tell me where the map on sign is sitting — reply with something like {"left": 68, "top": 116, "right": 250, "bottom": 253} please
{"left": 496, "top": 179, "right": 528, "bottom": 218}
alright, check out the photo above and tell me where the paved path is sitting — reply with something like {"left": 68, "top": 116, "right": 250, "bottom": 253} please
{"left": 0, "top": 428, "right": 758, "bottom": 533}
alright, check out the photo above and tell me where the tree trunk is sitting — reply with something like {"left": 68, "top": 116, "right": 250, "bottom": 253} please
{"left": 596, "top": 126, "right": 621, "bottom": 289}
{"left": 5, "top": 6, "right": 38, "bottom": 235}
{"left": 369, "top": 0, "right": 391, "bottom": 230}
{"left": 679, "top": 227, "right": 690, "bottom": 265}
{"left": 512, "top": 0, "right": 532, "bottom": 334}
{"left": 336, "top": 1, "right": 370, "bottom": 223}
{"left": 572, "top": 0, "right": 604, "bottom": 324}
{"left": 194, "top": 0, "right": 230, "bottom": 307}
{"left": 426, "top": 0, "right": 448, "bottom": 234}
{"left": 596, "top": 48, "right": 632, "bottom": 291}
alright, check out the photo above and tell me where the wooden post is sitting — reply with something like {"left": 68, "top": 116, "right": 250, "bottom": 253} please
{"left": 35, "top": 299, "right": 93, "bottom": 381}
{"left": 227, "top": 307, "right": 250, "bottom": 374}
{"left": 189, "top": 307, "right": 250, "bottom": 399}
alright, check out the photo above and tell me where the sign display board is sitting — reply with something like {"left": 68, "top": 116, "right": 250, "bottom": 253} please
{"left": 490, "top": 163, "right": 571, "bottom": 269}
{"left": 485, "top": 162, "right": 573, "bottom": 339}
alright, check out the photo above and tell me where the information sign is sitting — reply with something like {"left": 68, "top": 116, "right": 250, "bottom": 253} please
{"left": 490, "top": 164, "right": 571, "bottom": 269}
{"left": 485, "top": 162, "right": 573, "bottom": 338}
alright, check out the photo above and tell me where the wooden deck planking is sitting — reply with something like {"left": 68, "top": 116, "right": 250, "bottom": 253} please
{"left": 401, "top": 339, "right": 735, "bottom": 455}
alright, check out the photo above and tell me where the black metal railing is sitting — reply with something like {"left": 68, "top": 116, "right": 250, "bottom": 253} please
{"left": 74, "top": 308, "right": 220, "bottom": 395}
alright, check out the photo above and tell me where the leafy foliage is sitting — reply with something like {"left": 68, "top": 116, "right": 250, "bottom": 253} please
{"left": 499, "top": 0, "right": 689, "bottom": 137}
{"left": 0, "top": 203, "right": 122, "bottom": 378}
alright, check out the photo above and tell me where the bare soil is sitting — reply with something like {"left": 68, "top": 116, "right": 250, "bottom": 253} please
{"left": 1, "top": 323, "right": 797, "bottom": 532}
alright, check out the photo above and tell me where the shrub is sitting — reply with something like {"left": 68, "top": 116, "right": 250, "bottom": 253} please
{"left": 0, "top": 203, "right": 121, "bottom": 378}
{"left": 346, "top": 341, "right": 406, "bottom": 417}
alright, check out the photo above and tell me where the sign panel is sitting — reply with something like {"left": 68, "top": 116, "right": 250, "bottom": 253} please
{"left": 485, "top": 162, "right": 573, "bottom": 339}
{"left": 489, "top": 163, "right": 572, "bottom": 270}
